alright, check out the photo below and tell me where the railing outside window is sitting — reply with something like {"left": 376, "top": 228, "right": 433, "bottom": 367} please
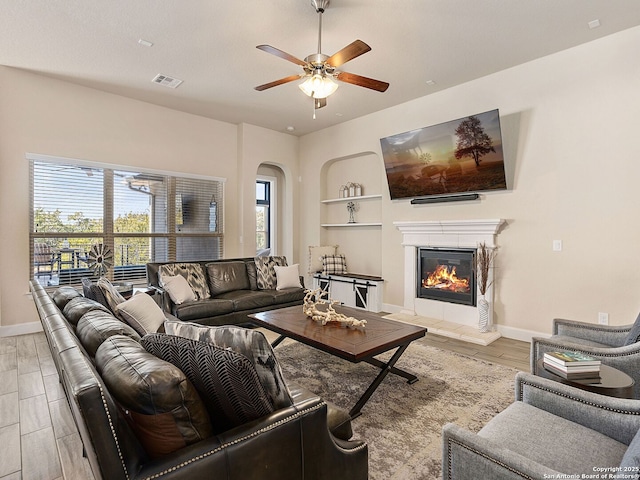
{"left": 29, "top": 155, "right": 225, "bottom": 288}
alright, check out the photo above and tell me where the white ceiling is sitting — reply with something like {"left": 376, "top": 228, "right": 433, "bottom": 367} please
{"left": 2, "top": 1, "right": 639, "bottom": 136}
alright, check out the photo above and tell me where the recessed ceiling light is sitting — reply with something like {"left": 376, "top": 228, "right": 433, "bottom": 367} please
{"left": 588, "top": 19, "right": 601, "bottom": 29}
{"left": 286, "top": 126, "right": 295, "bottom": 132}
{"left": 138, "top": 39, "right": 153, "bottom": 47}
{"left": 335, "top": 113, "right": 343, "bottom": 117}
{"left": 426, "top": 80, "right": 436, "bottom": 86}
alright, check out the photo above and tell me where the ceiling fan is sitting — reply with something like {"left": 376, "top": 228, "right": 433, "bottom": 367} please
{"left": 254, "top": 0, "right": 389, "bottom": 111}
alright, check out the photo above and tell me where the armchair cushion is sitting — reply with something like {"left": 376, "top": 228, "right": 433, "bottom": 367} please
{"left": 478, "top": 401, "right": 627, "bottom": 475}
{"left": 621, "top": 428, "right": 640, "bottom": 470}
{"left": 141, "top": 333, "right": 274, "bottom": 434}
{"left": 623, "top": 313, "right": 640, "bottom": 346}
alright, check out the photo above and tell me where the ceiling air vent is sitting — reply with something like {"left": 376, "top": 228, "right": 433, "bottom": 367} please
{"left": 151, "top": 74, "right": 183, "bottom": 89}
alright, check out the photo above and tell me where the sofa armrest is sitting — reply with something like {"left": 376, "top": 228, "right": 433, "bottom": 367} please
{"left": 442, "top": 423, "right": 562, "bottom": 480}
{"left": 134, "top": 394, "right": 367, "bottom": 480}
{"left": 515, "top": 372, "right": 640, "bottom": 444}
{"left": 148, "top": 285, "right": 175, "bottom": 314}
{"left": 553, "top": 318, "right": 631, "bottom": 346}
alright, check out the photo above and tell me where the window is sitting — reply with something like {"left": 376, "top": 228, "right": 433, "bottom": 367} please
{"left": 30, "top": 155, "right": 225, "bottom": 288}
{"left": 256, "top": 179, "right": 271, "bottom": 253}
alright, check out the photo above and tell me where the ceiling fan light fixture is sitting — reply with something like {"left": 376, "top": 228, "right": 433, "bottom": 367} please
{"left": 299, "top": 74, "right": 338, "bottom": 99}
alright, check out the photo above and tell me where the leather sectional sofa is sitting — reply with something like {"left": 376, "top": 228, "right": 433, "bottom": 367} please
{"left": 146, "top": 257, "right": 305, "bottom": 326}
{"left": 30, "top": 280, "right": 368, "bottom": 480}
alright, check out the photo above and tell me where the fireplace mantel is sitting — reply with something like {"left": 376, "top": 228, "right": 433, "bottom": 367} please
{"left": 394, "top": 219, "right": 504, "bottom": 248}
{"left": 393, "top": 219, "right": 505, "bottom": 345}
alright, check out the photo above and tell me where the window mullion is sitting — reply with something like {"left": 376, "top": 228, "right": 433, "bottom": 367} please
{"left": 104, "top": 169, "right": 114, "bottom": 281}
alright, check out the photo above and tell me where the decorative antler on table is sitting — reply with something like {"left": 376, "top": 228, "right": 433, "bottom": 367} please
{"left": 303, "top": 289, "right": 367, "bottom": 328}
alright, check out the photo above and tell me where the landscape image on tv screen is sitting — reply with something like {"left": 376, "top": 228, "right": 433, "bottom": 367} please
{"left": 380, "top": 109, "right": 507, "bottom": 200}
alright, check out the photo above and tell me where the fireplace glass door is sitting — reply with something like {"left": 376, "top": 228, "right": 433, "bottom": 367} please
{"left": 417, "top": 248, "right": 476, "bottom": 306}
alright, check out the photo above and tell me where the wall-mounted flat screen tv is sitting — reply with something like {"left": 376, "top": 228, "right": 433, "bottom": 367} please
{"left": 380, "top": 109, "right": 507, "bottom": 200}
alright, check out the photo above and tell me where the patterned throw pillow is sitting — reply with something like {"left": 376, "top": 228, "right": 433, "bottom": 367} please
{"left": 308, "top": 245, "right": 338, "bottom": 273}
{"left": 164, "top": 320, "right": 293, "bottom": 410}
{"left": 142, "top": 333, "right": 275, "bottom": 434}
{"left": 158, "top": 263, "right": 210, "bottom": 300}
{"left": 96, "top": 277, "right": 127, "bottom": 313}
{"left": 322, "top": 254, "right": 348, "bottom": 275}
{"left": 254, "top": 256, "right": 288, "bottom": 290}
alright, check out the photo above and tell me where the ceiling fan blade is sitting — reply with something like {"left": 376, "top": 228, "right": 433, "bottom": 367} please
{"left": 256, "top": 45, "right": 307, "bottom": 67}
{"left": 335, "top": 71, "right": 389, "bottom": 92}
{"left": 326, "top": 40, "right": 371, "bottom": 68}
{"left": 255, "top": 75, "right": 302, "bottom": 91}
{"left": 315, "top": 98, "right": 327, "bottom": 109}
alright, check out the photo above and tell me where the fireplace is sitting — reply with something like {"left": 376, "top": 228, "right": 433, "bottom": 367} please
{"left": 394, "top": 219, "right": 505, "bottom": 334}
{"left": 418, "top": 248, "right": 476, "bottom": 306}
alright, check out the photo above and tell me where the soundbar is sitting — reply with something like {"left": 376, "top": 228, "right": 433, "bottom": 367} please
{"left": 410, "top": 193, "right": 479, "bottom": 205}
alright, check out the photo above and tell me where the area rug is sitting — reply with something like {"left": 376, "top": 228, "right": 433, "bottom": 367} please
{"left": 275, "top": 339, "right": 518, "bottom": 480}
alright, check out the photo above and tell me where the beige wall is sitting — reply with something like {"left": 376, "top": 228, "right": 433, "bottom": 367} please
{"left": 0, "top": 68, "right": 297, "bottom": 334}
{"left": 3, "top": 26, "right": 639, "bottom": 340}
{"left": 299, "top": 27, "right": 640, "bottom": 340}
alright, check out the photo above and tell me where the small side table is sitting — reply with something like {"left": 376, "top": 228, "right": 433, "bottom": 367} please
{"left": 536, "top": 359, "right": 634, "bottom": 399}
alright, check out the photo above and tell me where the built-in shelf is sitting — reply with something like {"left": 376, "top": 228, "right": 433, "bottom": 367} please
{"left": 321, "top": 194, "right": 382, "bottom": 204}
{"left": 321, "top": 222, "right": 383, "bottom": 227}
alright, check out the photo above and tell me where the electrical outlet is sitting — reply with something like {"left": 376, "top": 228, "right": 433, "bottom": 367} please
{"left": 552, "top": 240, "right": 562, "bottom": 252}
{"left": 598, "top": 312, "right": 609, "bottom": 325}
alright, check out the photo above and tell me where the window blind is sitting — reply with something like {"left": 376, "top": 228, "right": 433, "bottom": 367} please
{"left": 30, "top": 156, "right": 225, "bottom": 288}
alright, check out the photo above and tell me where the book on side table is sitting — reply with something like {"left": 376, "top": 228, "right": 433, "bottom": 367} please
{"left": 543, "top": 351, "right": 601, "bottom": 381}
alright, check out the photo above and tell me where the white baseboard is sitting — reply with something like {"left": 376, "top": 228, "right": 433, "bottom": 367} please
{"left": 496, "top": 325, "right": 551, "bottom": 343}
{"left": 0, "top": 322, "right": 43, "bottom": 338}
{"left": 382, "top": 302, "right": 550, "bottom": 343}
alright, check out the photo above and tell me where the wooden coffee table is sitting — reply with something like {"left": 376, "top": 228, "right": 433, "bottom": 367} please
{"left": 249, "top": 305, "right": 427, "bottom": 418}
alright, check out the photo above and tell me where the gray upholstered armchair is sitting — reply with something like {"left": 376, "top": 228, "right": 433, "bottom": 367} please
{"left": 531, "top": 315, "right": 640, "bottom": 398}
{"left": 442, "top": 372, "right": 640, "bottom": 479}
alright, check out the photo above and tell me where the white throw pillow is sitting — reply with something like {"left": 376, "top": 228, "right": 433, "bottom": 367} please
{"left": 274, "top": 264, "right": 302, "bottom": 290}
{"left": 308, "top": 245, "right": 337, "bottom": 273}
{"left": 160, "top": 274, "right": 196, "bottom": 304}
{"left": 114, "top": 292, "right": 166, "bottom": 336}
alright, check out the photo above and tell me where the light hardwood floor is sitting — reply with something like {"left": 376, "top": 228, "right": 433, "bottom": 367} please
{"left": 0, "top": 331, "right": 530, "bottom": 480}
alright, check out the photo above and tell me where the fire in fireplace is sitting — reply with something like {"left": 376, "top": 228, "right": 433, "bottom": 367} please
{"left": 417, "top": 248, "right": 476, "bottom": 306}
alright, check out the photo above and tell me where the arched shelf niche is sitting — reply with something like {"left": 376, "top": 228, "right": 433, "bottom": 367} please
{"left": 319, "top": 152, "right": 383, "bottom": 276}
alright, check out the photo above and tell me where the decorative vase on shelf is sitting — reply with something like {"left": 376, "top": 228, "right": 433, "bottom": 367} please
{"left": 478, "top": 295, "right": 490, "bottom": 333}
